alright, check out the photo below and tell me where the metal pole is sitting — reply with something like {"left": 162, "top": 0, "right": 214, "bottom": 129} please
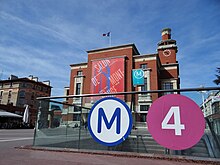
{"left": 33, "top": 100, "right": 41, "bottom": 146}
{"left": 78, "top": 97, "right": 83, "bottom": 150}
{"left": 109, "top": 32, "right": 111, "bottom": 47}
{"left": 36, "top": 86, "right": 220, "bottom": 100}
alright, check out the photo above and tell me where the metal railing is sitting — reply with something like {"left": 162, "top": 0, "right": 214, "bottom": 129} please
{"left": 33, "top": 86, "right": 220, "bottom": 158}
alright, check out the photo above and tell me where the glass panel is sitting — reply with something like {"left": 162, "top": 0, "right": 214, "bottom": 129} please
{"left": 33, "top": 90, "right": 220, "bottom": 159}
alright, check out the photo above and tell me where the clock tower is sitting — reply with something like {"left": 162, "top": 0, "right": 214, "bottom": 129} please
{"left": 157, "top": 28, "right": 178, "bottom": 64}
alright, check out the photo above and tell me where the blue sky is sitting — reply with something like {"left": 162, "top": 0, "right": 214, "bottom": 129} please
{"left": 0, "top": 0, "right": 220, "bottom": 99}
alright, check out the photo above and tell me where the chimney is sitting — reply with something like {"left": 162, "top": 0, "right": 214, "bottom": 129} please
{"left": 9, "top": 75, "right": 18, "bottom": 80}
{"left": 28, "top": 75, "right": 34, "bottom": 80}
{"left": 161, "top": 28, "right": 171, "bottom": 40}
{"left": 33, "top": 77, "right": 38, "bottom": 82}
{"left": 42, "top": 80, "right": 50, "bottom": 86}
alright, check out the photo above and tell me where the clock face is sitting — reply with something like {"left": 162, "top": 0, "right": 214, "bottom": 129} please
{"left": 163, "top": 49, "right": 171, "bottom": 57}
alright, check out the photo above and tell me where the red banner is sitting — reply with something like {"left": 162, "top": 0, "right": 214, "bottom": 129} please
{"left": 91, "top": 57, "right": 125, "bottom": 97}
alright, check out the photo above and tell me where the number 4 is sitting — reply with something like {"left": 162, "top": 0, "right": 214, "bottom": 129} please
{"left": 161, "top": 106, "right": 185, "bottom": 136}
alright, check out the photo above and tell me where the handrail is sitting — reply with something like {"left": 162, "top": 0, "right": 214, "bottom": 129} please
{"left": 40, "top": 99, "right": 91, "bottom": 110}
{"left": 37, "top": 86, "right": 220, "bottom": 100}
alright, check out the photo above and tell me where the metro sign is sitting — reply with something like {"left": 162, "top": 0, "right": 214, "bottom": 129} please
{"left": 147, "top": 94, "right": 205, "bottom": 150}
{"left": 132, "top": 69, "right": 144, "bottom": 86}
{"left": 88, "top": 97, "right": 132, "bottom": 146}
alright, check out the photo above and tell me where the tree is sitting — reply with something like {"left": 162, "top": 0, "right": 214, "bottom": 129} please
{"left": 213, "top": 67, "right": 220, "bottom": 85}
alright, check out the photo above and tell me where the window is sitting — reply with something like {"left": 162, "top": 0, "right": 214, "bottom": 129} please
{"left": 77, "top": 71, "right": 83, "bottom": 76}
{"left": 162, "top": 82, "right": 173, "bottom": 89}
{"left": 212, "top": 101, "right": 220, "bottom": 114}
{"left": 43, "top": 87, "right": 49, "bottom": 92}
{"left": 31, "top": 92, "right": 35, "bottom": 100}
{"left": 33, "top": 85, "right": 37, "bottom": 90}
{"left": 51, "top": 104, "right": 61, "bottom": 111}
{"left": 75, "top": 83, "right": 81, "bottom": 95}
{"left": 19, "top": 90, "right": 25, "bottom": 98}
{"left": 74, "top": 106, "right": 81, "bottom": 112}
{"left": 65, "top": 89, "right": 69, "bottom": 101}
{"left": 140, "top": 64, "right": 147, "bottom": 69}
{"left": 141, "top": 78, "right": 148, "bottom": 94}
{"left": 28, "top": 84, "right": 33, "bottom": 89}
{"left": 162, "top": 82, "right": 173, "bottom": 95}
{"left": 8, "top": 91, "right": 12, "bottom": 98}
{"left": 26, "top": 83, "right": 32, "bottom": 88}
{"left": 140, "top": 105, "right": 149, "bottom": 111}
{"left": 73, "top": 114, "right": 81, "bottom": 121}
{"left": 0, "top": 91, "right": 3, "bottom": 97}
{"left": 22, "top": 83, "right": 26, "bottom": 88}
{"left": 66, "top": 89, "right": 69, "bottom": 95}
{"left": 140, "top": 114, "right": 147, "bottom": 122}
{"left": 18, "top": 99, "right": 26, "bottom": 107}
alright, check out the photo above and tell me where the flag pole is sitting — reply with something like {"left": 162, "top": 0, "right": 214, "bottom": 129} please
{"left": 109, "top": 32, "right": 111, "bottom": 47}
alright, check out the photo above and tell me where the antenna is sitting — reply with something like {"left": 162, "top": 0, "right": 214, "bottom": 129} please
{"left": 0, "top": 70, "right": 3, "bottom": 80}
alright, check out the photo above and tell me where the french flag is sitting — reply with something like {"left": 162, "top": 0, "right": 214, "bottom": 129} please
{"left": 103, "top": 32, "right": 110, "bottom": 37}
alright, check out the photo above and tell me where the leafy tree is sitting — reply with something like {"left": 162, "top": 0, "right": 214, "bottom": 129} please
{"left": 213, "top": 67, "right": 220, "bottom": 85}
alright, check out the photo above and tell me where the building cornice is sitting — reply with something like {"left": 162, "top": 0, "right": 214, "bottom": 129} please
{"left": 70, "top": 62, "right": 88, "bottom": 67}
{"left": 70, "top": 63, "right": 88, "bottom": 70}
{"left": 133, "top": 54, "right": 157, "bottom": 62}
{"left": 87, "top": 43, "right": 140, "bottom": 55}
{"left": 157, "top": 44, "right": 177, "bottom": 50}
{"left": 0, "top": 78, "right": 52, "bottom": 88}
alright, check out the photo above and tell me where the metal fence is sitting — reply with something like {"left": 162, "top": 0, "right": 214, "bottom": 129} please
{"left": 33, "top": 87, "right": 220, "bottom": 158}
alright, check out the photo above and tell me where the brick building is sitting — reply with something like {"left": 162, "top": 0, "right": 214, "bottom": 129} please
{"left": 0, "top": 75, "right": 52, "bottom": 126}
{"left": 201, "top": 91, "right": 220, "bottom": 136}
{"left": 65, "top": 28, "right": 180, "bottom": 126}
{"left": 0, "top": 75, "right": 51, "bottom": 109}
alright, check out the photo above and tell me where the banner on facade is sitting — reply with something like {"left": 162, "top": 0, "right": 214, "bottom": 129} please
{"left": 90, "top": 57, "right": 125, "bottom": 100}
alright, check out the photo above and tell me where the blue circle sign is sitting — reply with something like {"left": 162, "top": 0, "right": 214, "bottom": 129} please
{"left": 88, "top": 97, "right": 132, "bottom": 146}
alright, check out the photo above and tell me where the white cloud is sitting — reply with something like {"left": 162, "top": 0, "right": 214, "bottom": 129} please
{"left": 1, "top": 0, "right": 220, "bottom": 97}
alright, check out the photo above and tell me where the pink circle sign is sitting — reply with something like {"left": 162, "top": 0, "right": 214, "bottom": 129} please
{"left": 147, "top": 94, "right": 205, "bottom": 150}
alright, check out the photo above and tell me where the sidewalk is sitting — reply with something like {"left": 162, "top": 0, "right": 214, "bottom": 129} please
{"left": 6, "top": 145, "right": 218, "bottom": 165}
{"left": 1, "top": 129, "right": 219, "bottom": 165}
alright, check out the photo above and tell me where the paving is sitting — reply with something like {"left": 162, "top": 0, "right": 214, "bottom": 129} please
{"left": 0, "top": 129, "right": 220, "bottom": 165}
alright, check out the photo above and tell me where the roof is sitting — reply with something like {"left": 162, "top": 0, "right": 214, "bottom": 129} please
{"left": 0, "top": 78, "right": 52, "bottom": 88}
{"left": 0, "top": 110, "right": 22, "bottom": 118}
{"left": 133, "top": 53, "right": 157, "bottom": 58}
{"left": 86, "top": 43, "right": 140, "bottom": 55}
{"left": 70, "top": 62, "right": 88, "bottom": 67}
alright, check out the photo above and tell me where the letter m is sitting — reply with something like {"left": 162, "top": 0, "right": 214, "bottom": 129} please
{"left": 97, "top": 107, "right": 121, "bottom": 134}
